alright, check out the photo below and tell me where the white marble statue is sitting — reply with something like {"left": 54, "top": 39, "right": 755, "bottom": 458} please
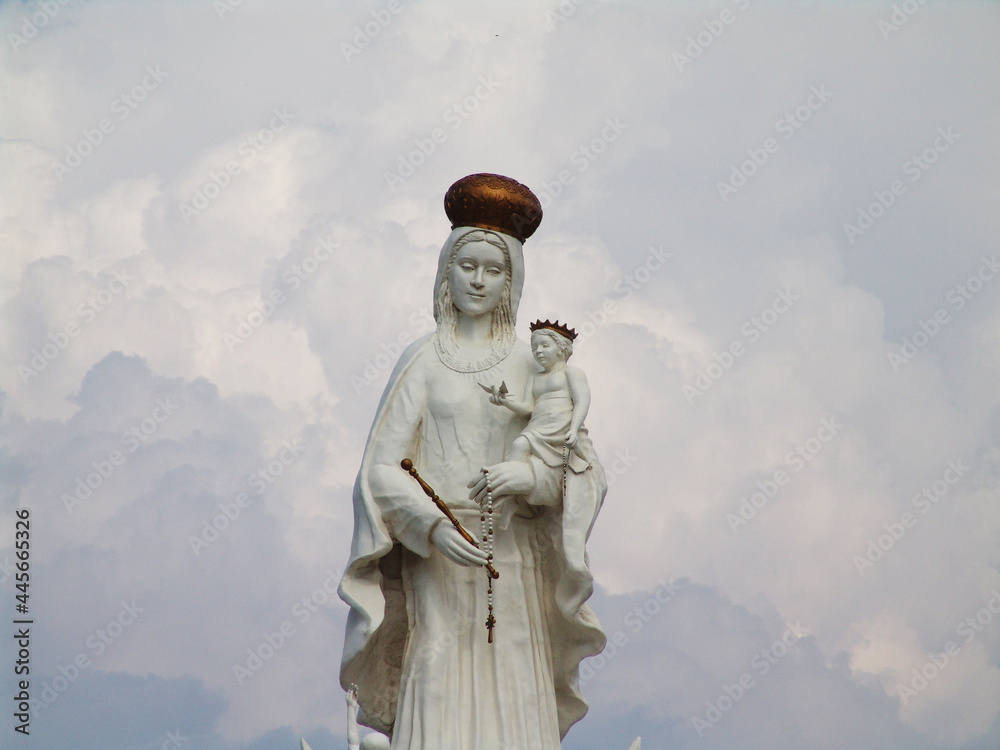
{"left": 337, "top": 174, "right": 608, "bottom": 750}
{"left": 488, "top": 320, "right": 594, "bottom": 475}
{"left": 347, "top": 684, "right": 391, "bottom": 750}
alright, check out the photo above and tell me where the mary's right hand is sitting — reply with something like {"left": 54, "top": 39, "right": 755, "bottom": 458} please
{"left": 467, "top": 461, "right": 534, "bottom": 504}
{"left": 431, "top": 522, "right": 489, "bottom": 567}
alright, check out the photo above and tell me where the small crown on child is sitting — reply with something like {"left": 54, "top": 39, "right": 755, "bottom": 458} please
{"left": 529, "top": 319, "right": 577, "bottom": 341}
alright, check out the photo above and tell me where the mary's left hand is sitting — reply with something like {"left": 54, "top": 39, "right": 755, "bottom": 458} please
{"left": 467, "top": 460, "right": 534, "bottom": 504}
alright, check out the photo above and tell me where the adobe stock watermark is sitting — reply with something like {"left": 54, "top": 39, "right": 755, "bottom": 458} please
{"left": 361, "top": 610, "right": 479, "bottom": 716}
{"left": 895, "top": 589, "right": 1000, "bottom": 706}
{"left": 384, "top": 73, "right": 502, "bottom": 192}
{"left": 51, "top": 65, "right": 168, "bottom": 182}
{"left": 726, "top": 415, "right": 844, "bottom": 533}
{"left": 223, "top": 229, "right": 338, "bottom": 352}
{"left": 62, "top": 397, "right": 181, "bottom": 514}
{"left": 853, "top": 458, "right": 968, "bottom": 576}
{"left": 533, "top": 117, "right": 628, "bottom": 208}
{"left": 545, "top": 0, "right": 592, "bottom": 30}
{"left": 529, "top": 445, "right": 636, "bottom": 561}
{"left": 604, "top": 447, "right": 638, "bottom": 488}
{"left": 352, "top": 242, "right": 664, "bottom": 393}
{"left": 692, "top": 620, "right": 806, "bottom": 736}
{"left": 0, "top": 556, "right": 15, "bottom": 585}
{"left": 188, "top": 439, "right": 305, "bottom": 555}
{"left": 351, "top": 307, "right": 436, "bottom": 395}
{"left": 28, "top": 599, "right": 143, "bottom": 717}
{"left": 579, "top": 579, "right": 681, "bottom": 686}
{"left": 573, "top": 244, "right": 672, "bottom": 349}
{"left": 682, "top": 288, "right": 798, "bottom": 404}
{"left": 341, "top": 0, "right": 407, "bottom": 62}
{"left": 156, "top": 730, "right": 190, "bottom": 750}
{"left": 179, "top": 107, "right": 295, "bottom": 223}
{"left": 887, "top": 254, "right": 999, "bottom": 371}
{"left": 7, "top": 0, "right": 73, "bottom": 52}
{"left": 18, "top": 268, "right": 132, "bottom": 384}
{"left": 878, "top": 0, "right": 928, "bottom": 41}
{"left": 232, "top": 566, "right": 344, "bottom": 684}
{"left": 843, "top": 126, "right": 960, "bottom": 246}
{"left": 672, "top": 0, "right": 752, "bottom": 73}
{"left": 214, "top": 0, "right": 244, "bottom": 21}
{"left": 717, "top": 84, "right": 833, "bottom": 201}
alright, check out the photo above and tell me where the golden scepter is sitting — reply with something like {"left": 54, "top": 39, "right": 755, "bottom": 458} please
{"left": 400, "top": 458, "right": 499, "bottom": 580}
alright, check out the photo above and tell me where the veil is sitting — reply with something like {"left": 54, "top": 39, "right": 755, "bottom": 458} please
{"left": 338, "top": 223, "right": 606, "bottom": 740}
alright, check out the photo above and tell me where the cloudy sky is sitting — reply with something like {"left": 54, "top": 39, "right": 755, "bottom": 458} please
{"left": 1, "top": 0, "right": 999, "bottom": 748}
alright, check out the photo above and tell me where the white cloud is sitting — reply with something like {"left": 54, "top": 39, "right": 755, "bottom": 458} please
{"left": 1, "top": 1, "right": 999, "bottom": 748}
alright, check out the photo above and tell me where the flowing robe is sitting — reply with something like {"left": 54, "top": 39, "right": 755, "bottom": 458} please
{"left": 517, "top": 391, "right": 594, "bottom": 474}
{"left": 339, "top": 334, "right": 606, "bottom": 750}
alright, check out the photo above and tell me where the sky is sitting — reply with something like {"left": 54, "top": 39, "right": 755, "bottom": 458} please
{"left": 1, "top": 0, "right": 999, "bottom": 749}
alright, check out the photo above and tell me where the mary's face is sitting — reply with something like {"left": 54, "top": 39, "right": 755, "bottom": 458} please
{"left": 448, "top": 240, "right": 507, "bottom": 318}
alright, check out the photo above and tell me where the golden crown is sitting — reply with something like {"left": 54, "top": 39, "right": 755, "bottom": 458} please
{"left": 444, "top": 173, "right": 543, "bottom": 243}
{"left": 529, "top": 319, "right": 577, "bottom": 341}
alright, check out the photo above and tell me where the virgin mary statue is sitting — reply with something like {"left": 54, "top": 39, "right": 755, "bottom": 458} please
{"left": 338, "top": 174, "right": 607, "bottom": 750}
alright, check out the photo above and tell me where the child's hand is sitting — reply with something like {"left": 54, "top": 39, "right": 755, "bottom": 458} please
{"left": 565, "top": 432, "right": 578, "bottom": 449}
{"left": 481, "top": 382, "right": 509, "bottom": 406}
{"left": 346, "top": 683, "right": 359, "bottom": 708}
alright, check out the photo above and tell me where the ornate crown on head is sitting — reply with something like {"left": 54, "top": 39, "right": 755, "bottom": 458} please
{"left": 444, "top": 173, "right": 543, "bottom": 243}
{"left": 529, "top": 319, "right": 577, "bottom": 341}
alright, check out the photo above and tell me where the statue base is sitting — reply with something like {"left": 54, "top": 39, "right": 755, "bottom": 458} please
{"left": 300, "top": 736, "right": 642, "bottom": 749}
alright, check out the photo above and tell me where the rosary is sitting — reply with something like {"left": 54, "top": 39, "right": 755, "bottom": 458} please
{"left": 480, "top": 468, "right": 496, "bottom": 642}
{"left": 399, "top": 458, "right": 499, "bottom": 643}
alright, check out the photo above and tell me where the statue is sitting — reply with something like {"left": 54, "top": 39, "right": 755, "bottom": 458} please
{"left": 337, "top": 173, "right": 608, "bottom": 750}
{"left": 346, "top": 684, "right": 390, "bottom": 750}
{"left": 336, "top": 684, "right": 637, "bottom": 750}
{"left": 487, "top": 319, "right": 593, "bottom": 468}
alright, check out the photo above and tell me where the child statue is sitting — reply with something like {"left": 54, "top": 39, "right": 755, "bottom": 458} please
{"left": 488, "top": 320, "right": 594, "bottom": 474}
{"left": 346, "top": 684, "right": 390, "bottom": 750}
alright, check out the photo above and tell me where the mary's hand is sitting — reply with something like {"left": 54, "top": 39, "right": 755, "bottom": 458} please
{"left": 431, "top": 522, "right": 489, "bottom": 567}
{"left": 467, "top": 460, "right": 535, "bottom": 505}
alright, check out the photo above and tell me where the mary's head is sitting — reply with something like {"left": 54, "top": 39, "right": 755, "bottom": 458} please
{"left": 433, "top": 228, "right": 518, "bottom": 359}
{"left": 431, "top": 173, "right": 541, "bottom": 368}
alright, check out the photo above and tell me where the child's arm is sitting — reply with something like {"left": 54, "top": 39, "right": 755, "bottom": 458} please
{"left": 346, "top": 684, "right": 361, "bottom": 750}
{"left": 564, "top": 367, "right": 591, "bottom": 448}
{"left": 491, "top": 375, "right": 534, "bottom": 418}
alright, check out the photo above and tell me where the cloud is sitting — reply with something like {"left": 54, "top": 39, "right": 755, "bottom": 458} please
{"left": 579, "top": 582, "right": 929, "bottom": 750}
{"left": 1, "top": 1, "right": 998, "bottom": 748}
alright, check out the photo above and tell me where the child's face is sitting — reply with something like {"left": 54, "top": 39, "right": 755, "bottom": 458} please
{"left": 531, "top": 332, "right": 564, "bottom": 370}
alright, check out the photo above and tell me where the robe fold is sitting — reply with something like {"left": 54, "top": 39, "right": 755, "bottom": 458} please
{"left": 338, "top": 333, "right": 607, "bottom": 750}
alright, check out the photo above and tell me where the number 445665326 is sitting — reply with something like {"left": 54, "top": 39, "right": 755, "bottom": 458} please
{"left": 15, "top": 508, "right": 29, "bottom": 614}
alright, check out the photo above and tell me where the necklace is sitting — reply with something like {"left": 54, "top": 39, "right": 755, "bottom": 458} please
{"left": 481, "top": 469, "right": 496, "bottom": 643}
{"left": 434, "top": 335, "right": 513, "bottom": 374}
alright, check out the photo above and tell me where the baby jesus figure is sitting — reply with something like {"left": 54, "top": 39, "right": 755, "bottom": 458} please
{"left": 487, "top": 320, "right": 593, "bottom": 473}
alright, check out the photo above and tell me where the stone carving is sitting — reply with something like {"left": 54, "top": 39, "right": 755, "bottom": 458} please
{"left": 336, "top": 174, "right": 608, "bottom": 749}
